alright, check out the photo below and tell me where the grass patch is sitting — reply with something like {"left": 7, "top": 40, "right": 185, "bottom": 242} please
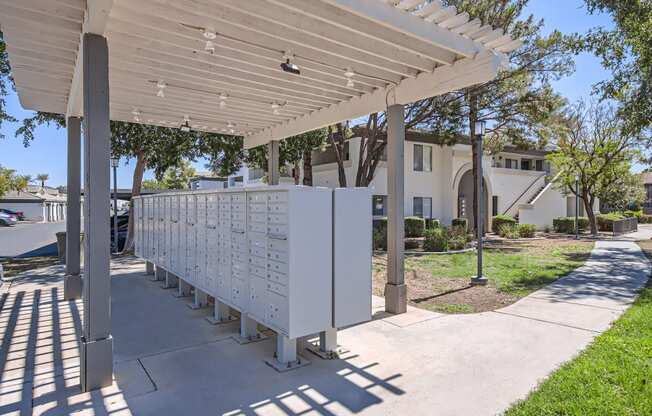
{"left": 505, "top": 283, "right": 652, "bottom": 415}
{"left": 373, "top": 239, "right": 594, "bottom": 313}
{"left": 1, "top": 256, "right": 60, "bottom": 279}
{"left": 407, "top": 241, "right": 593, "bottom": 297}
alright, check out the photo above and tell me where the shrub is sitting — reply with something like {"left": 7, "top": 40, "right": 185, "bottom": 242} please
{"left": 640, "top": 215, "right": 652, "bottom": 224}
{"left": 597, "top": 212, "right": 625, "bottom": 232}
{"left": 404, "top": 239, "right": 420, "bottom": 250}
{"left": 623, "top": 210, "right": 643, "bottom": 219}
{"left": 373, "top": 217, "right": 388, "bottom": 232}
{"left": 543, "top": 224, "right": 551, "bottom": 233}
{"left": 553, "top": 217, "right": 589, "bottom": 234}
{"left": 492, "top": 214, "right": 516, "bottom": 234}
{"left": 517, "top": 224, "right": 536, "bottom": 238}
{"left": 423, "top": 227, "right": 448, "bottom": 252}
{"left": 425, "top": 218, "right": 440, "bottom": 229}
{"left": 451, "top": 217, "right": 468, "bottom": 232}
{"left": 498, "top": 223, "right": 520, "bottom": 239}
{"left": 373, "top": 227, "right": 387, "bottom": 250}
{"left": 405, "top": 216, "right": 426, "bottom": 237}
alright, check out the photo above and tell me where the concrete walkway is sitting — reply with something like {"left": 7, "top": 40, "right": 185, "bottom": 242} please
{"left": 0, "top": 241, "right": 649, "bottom": 415}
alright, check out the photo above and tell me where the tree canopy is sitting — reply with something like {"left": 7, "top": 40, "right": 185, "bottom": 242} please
{"left": 580, "top": 0, "right": 652, "bottom": 143}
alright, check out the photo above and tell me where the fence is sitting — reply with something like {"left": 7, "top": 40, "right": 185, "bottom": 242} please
{"left": 613, "top": 217, "right": 638, "bottom": 236}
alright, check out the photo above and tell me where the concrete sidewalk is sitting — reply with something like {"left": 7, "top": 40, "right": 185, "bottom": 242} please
{"left": 0, "top": 241, "right": 649, "bottom": 415}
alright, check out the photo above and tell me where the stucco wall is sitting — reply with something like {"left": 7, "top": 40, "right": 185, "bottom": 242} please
{"left": 490, "top": 168, "right": 545, "bottom": 216}
{"left": 518, "top": 184, "right": 568, "bottom": 230}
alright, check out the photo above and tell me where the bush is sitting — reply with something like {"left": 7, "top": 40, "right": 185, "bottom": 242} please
{"left": 492, "top": 214, "right": 517, "bottom": 234}
{"left": 498, "top": 224, "right": 520, "bottom": 239}
{"left": 405, "top": 216, "right": 425, "bottom": 237}
{"left": 597, "top": 213, "right": 625, "bottom": 232}
{"left": 639, "top": 215, "right": 652, "bottom": 224}
{"left": 423, "top": 227, "right": 449, "bottom": 252}
{"left": 404, "top": 239, "right": 420, "bottom": 250}
{"left": 451, "top": 217, "right": 468, "bottom": 232}
{"left": 373, "top": 227, "right": 387, "bottom": 250}
{"left": 425, "top": 218, "right": 440, "bottom": 229}
{"left": 517, "top": 224, "right": 536, "bottom": 238}
{"left": 623, "top": 210, "right": 643, "bottom": 219}
{"left": 553, "top": 217, "right": 589, "bottom": 234}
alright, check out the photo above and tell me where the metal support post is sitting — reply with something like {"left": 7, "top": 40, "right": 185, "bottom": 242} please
{"left": 205, "top": 300, "right": 237, "bottom": 325}
{"left": 384, "top": 104, "right": 407, "bottom": 314}
{"left": 64, "top": 116, "right": 82, "bottom": 300}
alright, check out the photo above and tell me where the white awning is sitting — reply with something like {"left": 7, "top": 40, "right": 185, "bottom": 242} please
{"left": 0, "top": 0, "right": 520, "bottom": 148}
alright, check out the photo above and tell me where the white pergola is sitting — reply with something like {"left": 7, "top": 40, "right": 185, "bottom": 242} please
{"left": 0, "top": 0, "right": 519, "bottom": 392}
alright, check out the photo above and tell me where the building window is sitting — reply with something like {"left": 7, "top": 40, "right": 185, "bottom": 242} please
{"left": 535, "top": 159, "right": 544, "bottom": 171}
{"left": 492, "top": 195, "right": 498, "bottom": 216}
{"left": 505, "top": 158, "right": 518, "bottom": 169}
{"left": 521, "top": 159, "right": 531, "bottom": 170}
{"left": 413, "top": 144, "right": 432, "bottom": 172}
{"left": 413, "top": 197, "right": 432, "bottom": 218}
{"left": 372, "top": 195, "right": 387, "bottom": 216}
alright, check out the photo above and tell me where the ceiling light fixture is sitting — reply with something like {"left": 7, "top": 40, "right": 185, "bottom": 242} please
{"left": 156, "top": 80, "right": 166, "bottom": 98}
{"left": 203, "top": 28, "right": 217, "bottom": 54}
{"left": 271, "top": 102, "right": 280, "bottom": 115}
{"left": 281, "top": 51, "right": 300, "bottom": 75}
{"left": 131, "top": 108, "right": 141, "bottom": 123}
{"left": 180, "top": 115, "right": 191, "bottom": 132}
{"left": 344, "top": 68, "right": 355, "bottom": 88}
{"left": 218, "top": 92, "right": 227, "bottom": 109}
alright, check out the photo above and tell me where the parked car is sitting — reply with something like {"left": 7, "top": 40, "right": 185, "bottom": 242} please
{"left": 0, "top": 212, "right": 18, "bottom": 226}
{"left": 0, "top": 208, "right": 24, "bottom": 221}
{"left": 110, "top": 212, "right": 130, "bottom": 251}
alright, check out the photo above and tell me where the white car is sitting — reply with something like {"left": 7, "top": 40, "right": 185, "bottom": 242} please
{"left": 0, "top": 212, "right": 18, "bottom": 226}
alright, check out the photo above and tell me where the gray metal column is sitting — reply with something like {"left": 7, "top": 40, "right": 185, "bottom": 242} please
{"left": 64, "top": 116, "right": 82, "bottom": 300}
{"left": 268, "top": 140, "right": 280, "bottom": 186}
{"left": 80, "top": 33, "right": 113, "bottom": 392}
{"left": 471, "top": 137, "right": 487, "bottom": 285}
{"left": 385, "top": 104, "right": 407, "bottom": 314}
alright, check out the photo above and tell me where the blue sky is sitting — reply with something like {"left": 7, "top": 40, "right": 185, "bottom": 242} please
{"left": 0, "top": 0, "right": 623, "bottom": 188}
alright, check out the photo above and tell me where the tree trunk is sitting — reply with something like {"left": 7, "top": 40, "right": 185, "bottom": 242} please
{"left": 302, "top": 149, "right": 313, "bottom": 186}
{"left": 121, "top": 150, "right": 146, "bottom": 253}
{"left": 292, "top": 160, "right": 300, "bottom": 185}
{"left": 328, "top": 124, "right": 347, "bottom": 187}
{"left": 583, "top": 193, "right": 598, "bottom": 236}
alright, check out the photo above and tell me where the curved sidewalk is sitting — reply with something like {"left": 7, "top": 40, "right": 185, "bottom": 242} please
{"left": 0, "top": 240, "right": 649, "bottom": 415}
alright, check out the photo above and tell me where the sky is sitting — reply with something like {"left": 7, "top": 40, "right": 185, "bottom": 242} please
{"left": 0, "top": 0, "right": 626, "bottom": 189}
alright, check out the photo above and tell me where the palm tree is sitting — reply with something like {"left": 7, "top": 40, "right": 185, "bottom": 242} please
{"left": 36, "top": 173, "right": 49, "bottom": 188}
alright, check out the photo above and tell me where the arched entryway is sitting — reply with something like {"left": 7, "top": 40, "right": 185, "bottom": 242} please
{"left": 457, "top": 169, "right": 489, "bottom": 230}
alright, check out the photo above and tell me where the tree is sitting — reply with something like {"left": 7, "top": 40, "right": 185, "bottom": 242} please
{"left": 142, "top": 161, "right": 196, "bottom": 190}
{"left": 36, "top": 173, "right": 49, "bottom": 188}
{"left": 599, "top": 171, "right": 645, "bottom": 212}
{"left": 548, "top": 101, "right": 640, "bottom": 235}
{"left": 0, "top": 166, "right": 16, "bottom": 197}
{"left": 580, "top": 0, "right": 652, "bottom": 143}
{"left": 13, "top": 174, "right": 31, "bottom": 194}
{"left": 0, "top": 31, "right": 16, "bottom": 140}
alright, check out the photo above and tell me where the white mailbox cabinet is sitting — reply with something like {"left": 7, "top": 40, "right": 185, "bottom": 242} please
{"left": 133, "top": 185, "right": 371, "bottom": 368}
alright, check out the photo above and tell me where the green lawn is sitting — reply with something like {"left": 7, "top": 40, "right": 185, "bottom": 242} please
{"left": 407, "top": 241, "right": 593, "bottom": 297}
{"left": 374, "top": 239, "right": 594, "bottom": 313}
{"left": 505, "top": 285, "right": 652, "bottom": 415}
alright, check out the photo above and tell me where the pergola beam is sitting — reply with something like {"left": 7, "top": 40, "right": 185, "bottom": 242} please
{"left": 246, "top": 52, "right": 502, "bottom": 147}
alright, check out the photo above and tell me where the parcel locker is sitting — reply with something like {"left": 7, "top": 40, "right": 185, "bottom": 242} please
{"left": 195, "top": 193, "right": 208, "bottom": 292}
{"left": 186, "top": 194, "right": 198, "bottom": 286}
{"left": 205, "top": 192, "right": 219, "bottom": 294}
{"left": 168, "top": 195, "right": 179, "bottom": 275}
{"left": 178, "top": 194, "right": 187, "bottom": 279}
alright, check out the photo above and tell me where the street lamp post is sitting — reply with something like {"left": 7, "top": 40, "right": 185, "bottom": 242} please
{"left": 575, "top": 175, "right": 579, "bottom": 240}
{"left": 471, "top": 120, "right": 487, "bottom": 286}
{"left": 110, "top": 156, "right": 119, "bottom": 253}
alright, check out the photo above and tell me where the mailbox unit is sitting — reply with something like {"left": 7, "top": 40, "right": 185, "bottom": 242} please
{"left": 133, "top": 185, "right": 371, "bottom": 369}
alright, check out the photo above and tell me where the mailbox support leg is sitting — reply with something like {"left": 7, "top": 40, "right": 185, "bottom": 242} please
{"left": 174, "top": 279, "right": 191, "bottom": 298}
{"left": 233, "top": 314, "right": 266, "bottom": 344}
{"left": 307, "top": 327, "right": 340, "bottom": 359}
{"left": 145, "top": 261, "right": 154, "bottom": 275}
{"left": 206, "top": 300, "right": 237, "bottom": 325}
{"left": 152, "top": 265, "right": 165, "bottom": 282}
{"left": 188, "top": 288, "right": 208, "bottom": 310}
{"left": 266, "top": 335, "right": 310, "bottom": 372}
{"left": 161, "top": 271, "right": 178, "bottom": 289}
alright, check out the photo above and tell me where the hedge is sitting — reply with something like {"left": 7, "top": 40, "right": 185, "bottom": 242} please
{"left": 498, "top": 223, "right": 519, "bottom": 239}
{"left": 517, "top": 224, "right": 536, "bottom": 238}
{"left": 425, "top": 218, "right": 441, "bottom": 229}
{"left": 553, "top": 217, "right": 589, "bottom": 234}
{"left": 640, "top": 215, "right": 652, "bottom": 224}
{"left": 373, "top": 227, "right": 387, "bottom": 250}
{"left": 451, "top": 217, "right": 468, "bottom": 232}
{"left": 623, "top": 210, "right": 643, "bottom": 219}
{"left": 405, "top": 216, "right": 426, "bottom": 238}
{"left": 423, "top": 227, "right": 448, "bottom": 252}
{"left": 597, "top": 213, "right": 625, "bottom": 232}
{"left": 492, "top": 214, "right": 517, "bottom": 234}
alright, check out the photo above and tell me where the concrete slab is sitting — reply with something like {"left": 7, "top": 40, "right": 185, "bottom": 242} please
{"left": 0, "top": 240, "right": 648, "bottom": 416}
